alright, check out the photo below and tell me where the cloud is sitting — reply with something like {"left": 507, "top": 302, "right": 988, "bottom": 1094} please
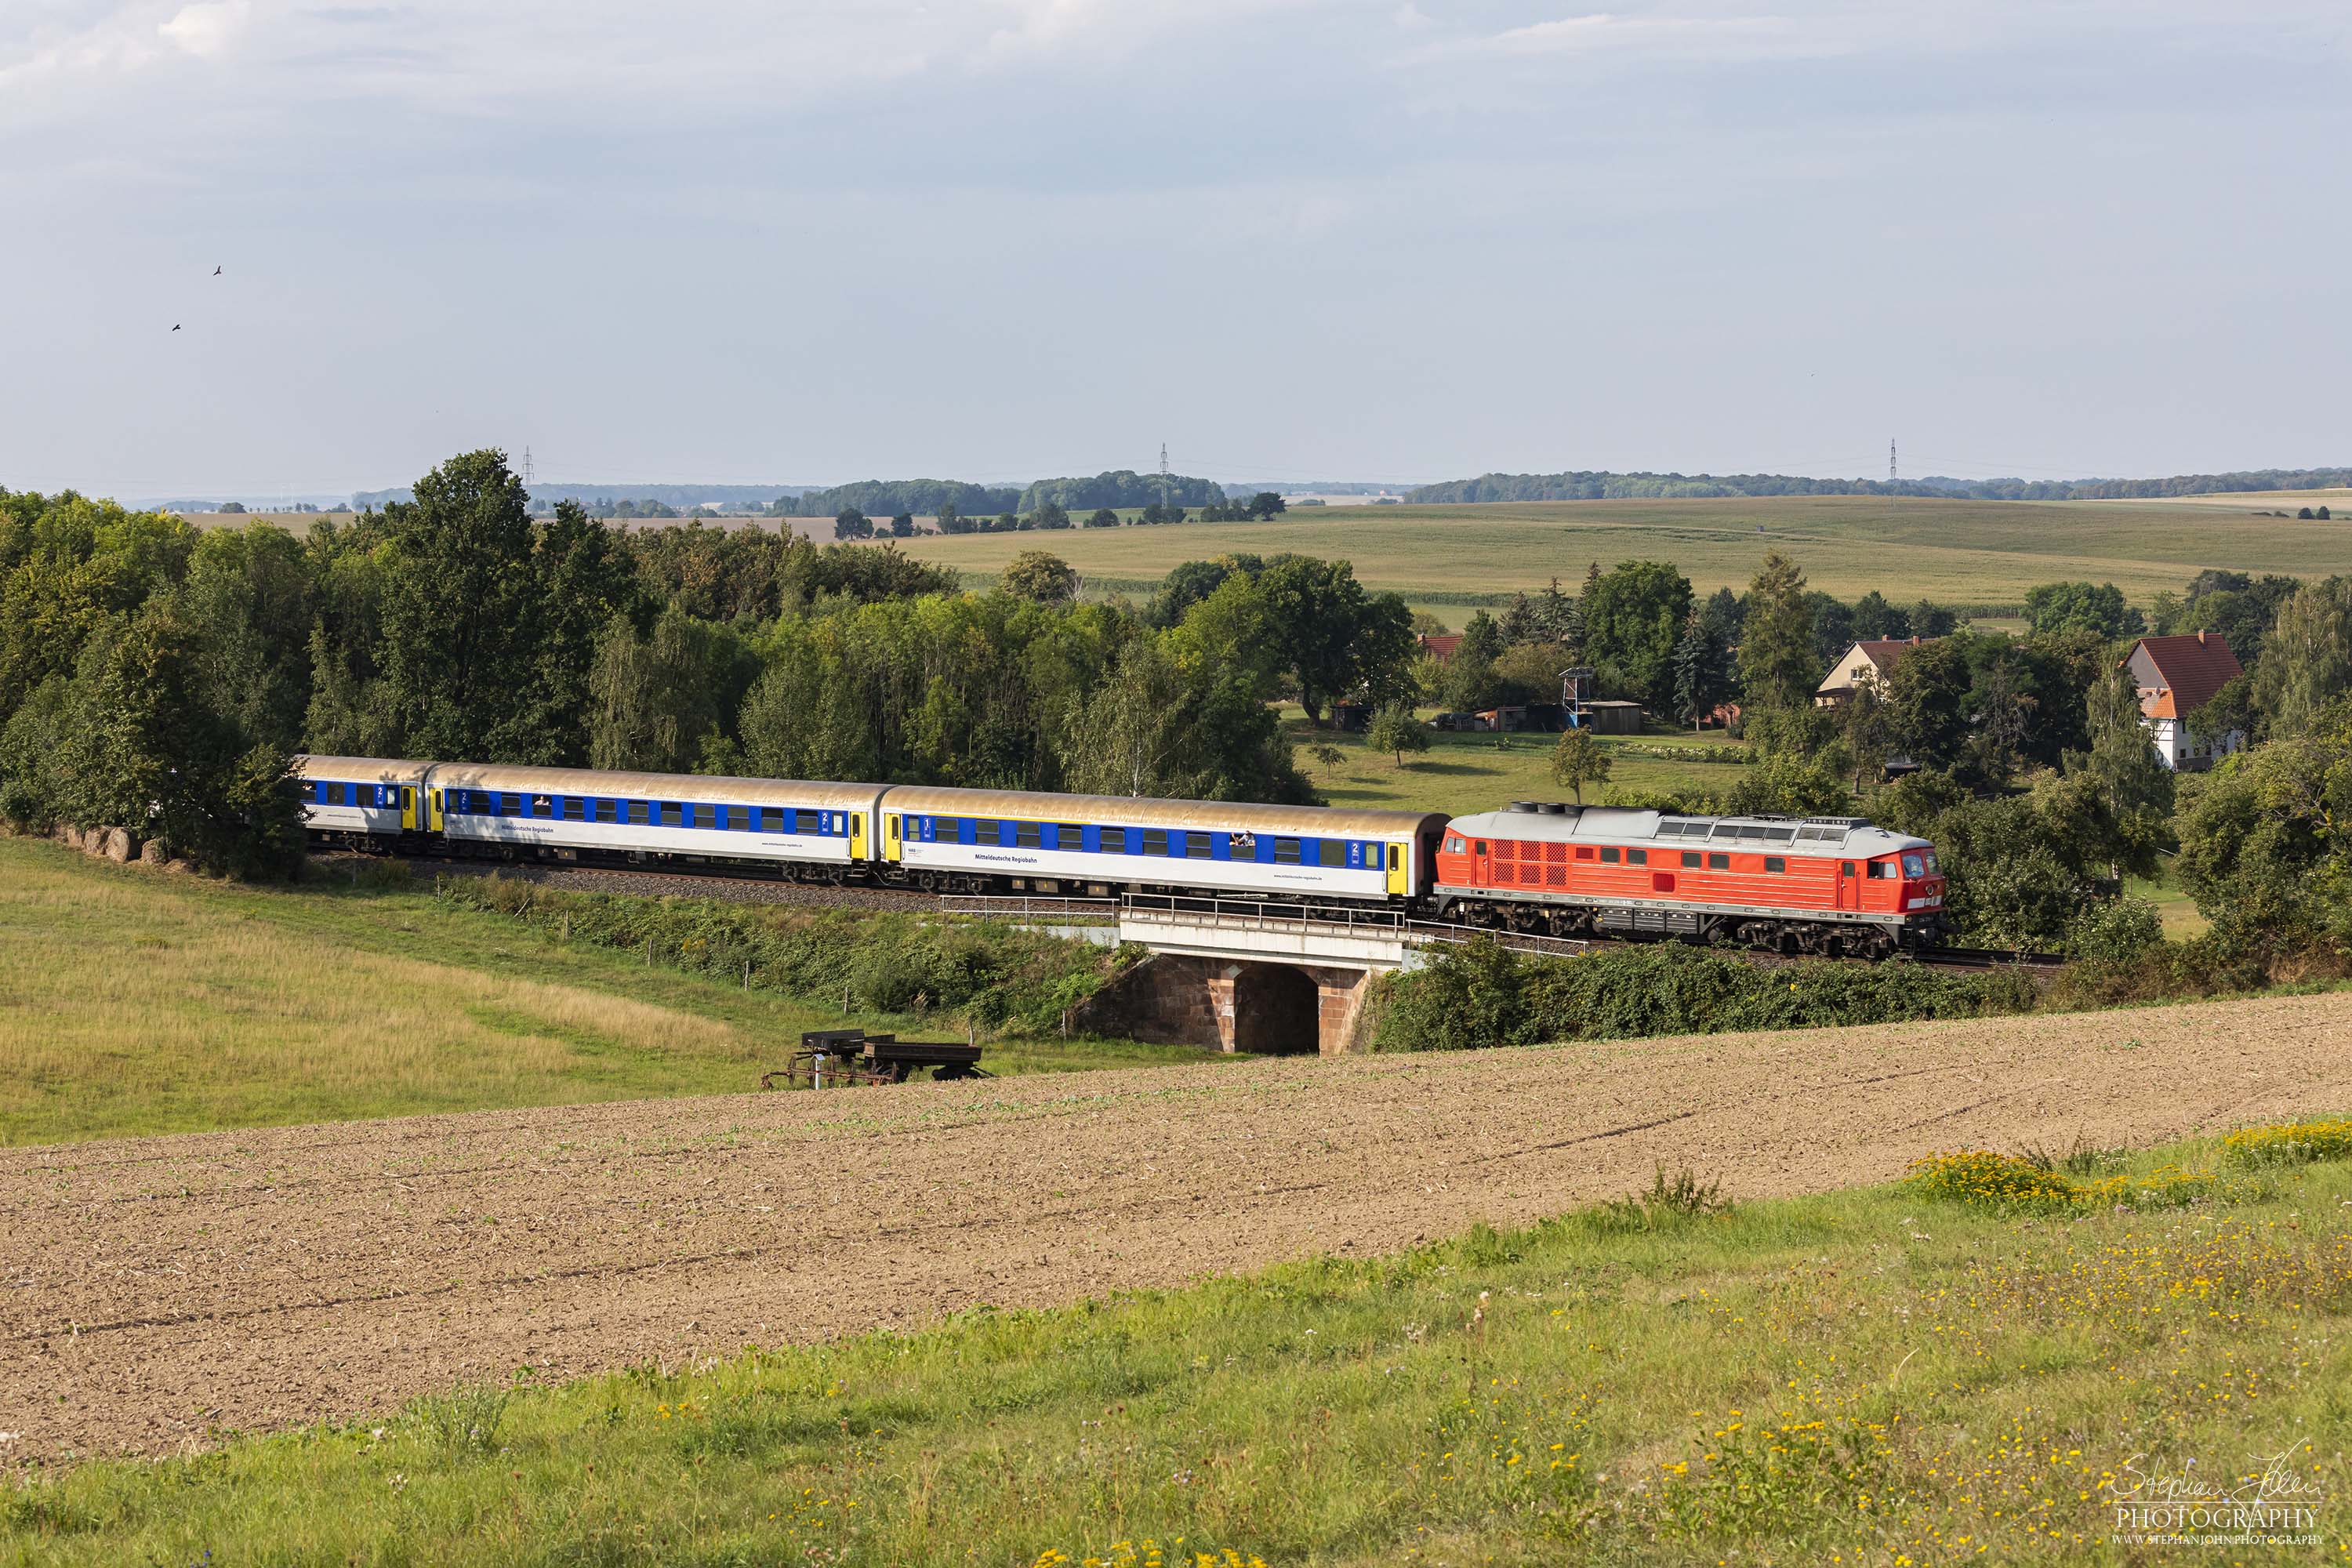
{"left": 1427, "top": 10, "right": 1843, "bottom": 65}
{"left": 159, "top": 0, "right": 250, "bottom": 56}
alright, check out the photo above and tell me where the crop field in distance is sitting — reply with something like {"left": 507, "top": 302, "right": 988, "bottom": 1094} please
{"left": 0, "top": 837, "right": 1205, "bottom": 1148}
{"left": 884, "top": 494, "right": 2352, "bottom": 610}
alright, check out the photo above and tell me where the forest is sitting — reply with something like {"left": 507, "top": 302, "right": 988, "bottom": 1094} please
{"left": 1405, "top": 464, "right": 2352, "bottom": 505}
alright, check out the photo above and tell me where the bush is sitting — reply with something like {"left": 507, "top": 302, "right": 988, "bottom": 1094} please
{"left": 2063, "top": 895, "right": 2161, "bottom": 965}
{"left": 1370, "top": 939, "right": 2029, "bottom": 1051}
{"left": 437, "top": 876, "right": 1122, "bottom": 1035}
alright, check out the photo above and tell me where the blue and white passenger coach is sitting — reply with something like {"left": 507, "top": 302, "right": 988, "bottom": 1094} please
{"left": 875, "top": 786, "right": 1446, "bottom": 903}
{"left": 425, "top": 764, "right": 891, "bottom": 876}
{"left": 294, "top": 754, "right": 433, "bottom": 844}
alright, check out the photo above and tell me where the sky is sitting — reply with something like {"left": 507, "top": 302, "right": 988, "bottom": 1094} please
{"left": 3, "top": 0, "right": 2347, "bottom": 501}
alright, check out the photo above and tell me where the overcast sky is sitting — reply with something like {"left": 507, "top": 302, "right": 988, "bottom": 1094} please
{"left": 4, "top": 1, "right": 2347, "bottom": 499}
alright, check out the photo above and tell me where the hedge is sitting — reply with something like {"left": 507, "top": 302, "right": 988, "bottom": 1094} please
{"left": 436, "top": 875, "right": 1130, "bottom": 1033}
{"left": 1369, "top": 939, "right": 2034, "bottom": 1051}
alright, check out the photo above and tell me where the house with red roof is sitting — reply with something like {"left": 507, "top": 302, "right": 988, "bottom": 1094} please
{"left": 1417, "top": 632, "right": 1465, "bottom": 664}
{"left": 2122, "top": 631, "right": 2245, "bottom": 771}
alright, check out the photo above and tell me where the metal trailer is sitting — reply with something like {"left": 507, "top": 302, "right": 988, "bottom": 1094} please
{"left": 762, "top": 1029, "right": 992, "bottom": 1089}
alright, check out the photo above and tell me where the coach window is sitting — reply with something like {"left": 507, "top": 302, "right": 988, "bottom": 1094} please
{"left": 1054, "top": 822, "right": 1084, "bottom": 848}
{"left": 626, "top": 801, "right": 648, "bottom": 826}
{"left": 1708, "top": 852, "right": 1730, "bottom": 869}
{"left": 1319, "top": 840, "right": 1346, "bottom": 867}
{"left": 1274, "top": 838, "right": 1302, "bottom": 864}
{"left": 563, "top": 798, "right": 586, "bottom": 821}
{"left": 1188, "top": 833, "right": 1214, "bottom": 859}
{"left": 594, "top": 800, "right": 617, "bottom": 823}
{"left": 1765, "top": 855, "right": 1786, "bottom": 873}
{"left": 1142, "top": 829, "right": 1169, "bottom": 856}
{"left": 1681, "top": 851, "right": 1700, "bottom": 868}
{"left": 1014, "top": 822, "right": 1043, "bottom": 848}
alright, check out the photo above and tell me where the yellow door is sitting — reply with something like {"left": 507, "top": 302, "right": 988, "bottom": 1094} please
{"left": 430, "top": 789, "right": 445, "bottom": 832}
{"left": 400, "top": 786, "right": 417, "bottom": 831}
{"left": 1387, "top": 842, "right": 1408, "bottom": 895}
{"left": 850, "top": 812, "right": 867, "bottom": 860}
{"left": 884, "top": 813, "right": 902, "bottom": 861}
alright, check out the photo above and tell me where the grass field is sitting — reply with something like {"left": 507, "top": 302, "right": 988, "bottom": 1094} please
{"left": 0, "top": 837, "right": 1212, "bottom": 1149}
{"left": 881, "top": 494, "right": 2352, "bottom": 611}
{"left": 8, "top": 1121, "right": 2347, "bottom": 1565}
{"left": 1287, "top": 709, "right": 1749, "bottom": 816}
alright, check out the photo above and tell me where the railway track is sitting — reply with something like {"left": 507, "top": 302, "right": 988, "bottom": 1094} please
{"left": 340, "top": 852, "right": 2065, "bottom": 972}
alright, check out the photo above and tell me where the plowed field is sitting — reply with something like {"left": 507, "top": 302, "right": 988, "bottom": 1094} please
{"left": 8, "top": 990, "right": 2350, "bottom": 1462}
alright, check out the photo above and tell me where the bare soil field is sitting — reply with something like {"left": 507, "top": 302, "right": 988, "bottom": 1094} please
{"left": 7, "top": 989, "right": 2350, "bottom": 1464}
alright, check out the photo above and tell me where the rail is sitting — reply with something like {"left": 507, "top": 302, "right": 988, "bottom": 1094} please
{"left": 1404, "top": 920, "right": 1593, "bottom": 959}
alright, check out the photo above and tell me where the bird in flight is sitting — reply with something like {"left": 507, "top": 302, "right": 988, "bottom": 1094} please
{"left": 172, "top": 324, "right": 182, "bottom": 332}
{"left": 212, "top": 266, "right": 222, "bottom": 276}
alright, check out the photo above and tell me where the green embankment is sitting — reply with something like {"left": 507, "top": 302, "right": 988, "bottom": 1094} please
{"left": 0, "top": 837, "right": 1206, "bottom": 1149}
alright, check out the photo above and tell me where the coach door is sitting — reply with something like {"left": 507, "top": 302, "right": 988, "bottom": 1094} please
{"left": 1838, "top": 861, "right": 1860, "bottom": 910}
{"left": 400, "top": 786, "right": 418, "bottom": 832}
{"left": 849, "top": 812, "right": 867, "bottom": 861}
{"left": 884, "top": 813, "right": 902, "bottom": 862}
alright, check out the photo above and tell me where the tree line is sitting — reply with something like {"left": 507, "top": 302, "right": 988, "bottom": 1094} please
{"left": 0, "top": 452, "right": 1410, "bottom": 874}
{"left": 1404, "top": 466, "right": 2352, "bottom": 505}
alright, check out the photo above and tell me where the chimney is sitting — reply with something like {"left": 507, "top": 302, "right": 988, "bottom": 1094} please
{"left": 2197, "top": 630, "right": 2209, "bottom": 644}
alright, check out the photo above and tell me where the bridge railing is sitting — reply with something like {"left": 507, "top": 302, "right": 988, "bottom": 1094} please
{"left": 1119, "top": 892, "right": 1408, "bottom": 937}
{"left": 938, "top": 894, "right": 1120, "bottom": 922}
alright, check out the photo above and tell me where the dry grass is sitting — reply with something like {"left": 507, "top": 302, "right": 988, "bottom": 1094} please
{"left": 0, "top": 841, "right": 777, "bottom": 1145}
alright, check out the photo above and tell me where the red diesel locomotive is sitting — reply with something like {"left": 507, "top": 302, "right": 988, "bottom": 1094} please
{"left": 1428, "top": 802, "right": 1947, "bottom": 956}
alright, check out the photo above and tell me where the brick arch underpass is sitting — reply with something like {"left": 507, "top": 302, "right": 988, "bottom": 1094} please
{"left": 1075, "top": 953, "right": 1377, "bottom": 1055}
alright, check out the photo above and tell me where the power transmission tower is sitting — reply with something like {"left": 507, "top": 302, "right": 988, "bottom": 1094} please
{"left": 1888, "top": 439, "right": 1896, "bottom": 486}
{"left": 1158, "top": 442, "right": 1171, "bottom": 510}
{"left": 521, "top": 445, "right": 535, "bottom": 488}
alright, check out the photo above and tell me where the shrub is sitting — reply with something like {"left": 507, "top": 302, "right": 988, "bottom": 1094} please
{"left": 437, "top": 876, "right": 1121, "bottom": 1035}
{"left": 1371, "top": 940, "right": 2029, "bottom": 1051}
{"left": 2063, "top": 896, "right": 2161, "bottom": 965}
{"left": 2221, "top": 1118, "right": 2352, "bottom": 1168}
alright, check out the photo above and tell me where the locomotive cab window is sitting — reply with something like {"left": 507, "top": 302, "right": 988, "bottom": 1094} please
{"left": 1867, "top": 860, "right": 1891, "bottom": 878}
{"left": 1445, "top": 837, "right": 1465, "bottom": 854}
{"left": 1901, "top": 852, "right": 1926, "bottom": 877}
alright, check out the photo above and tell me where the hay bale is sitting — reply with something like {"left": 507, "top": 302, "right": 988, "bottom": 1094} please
{"left": 163, "top": 858, "right": 195, "bottom": 875}
{"left": 81, "top": 827, "right": 107, "bottom": 855}
{"left": 103, "top": 827, "right": 133, "bottom": 863}
{"left": 139, "top": 840, "right": 167, "bottom": 867}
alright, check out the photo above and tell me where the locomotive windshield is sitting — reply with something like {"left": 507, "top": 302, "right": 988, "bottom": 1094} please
{"left": 1901, "top": 852, "right": 1924, "bottom": 877}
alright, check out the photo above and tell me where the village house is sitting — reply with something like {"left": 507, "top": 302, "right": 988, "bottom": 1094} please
{"left": 2122, "top": 631, "right": 2245, "bottom": 770}
{"left": 1815, "top": 637, "right": 1933, "bottom": 706}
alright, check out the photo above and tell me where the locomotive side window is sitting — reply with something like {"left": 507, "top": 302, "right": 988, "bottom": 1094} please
{"left": 1574, "top": 846, "right": 1594, "bottom": 861}
{"left": 1867, "top": 860, "right": 1890, "bottom": 878}
{"left": 1764, "top": 856, "right": 1785, "bottom": 873}
{"left": 1445, "top": 837, "right": 1465, "bottom": 854}
{"left": 1600, "top": 847, "right": 1620, "bottom": 864}
{"left": 1628, "top": 848, "right": 1647, "bottom": 866}
{"left": 1708, "top": 852, "right": 1730, "bottom": 869}
{"left": 1682, "top": 851, "right": 1700, "bottom": 868}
